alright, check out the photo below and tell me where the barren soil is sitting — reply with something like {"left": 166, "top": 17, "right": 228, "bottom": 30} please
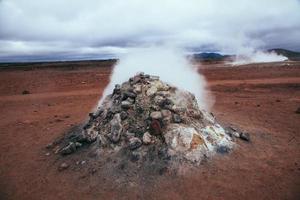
{"left": 0, "top": 61, "right": 299, "bottom": 200}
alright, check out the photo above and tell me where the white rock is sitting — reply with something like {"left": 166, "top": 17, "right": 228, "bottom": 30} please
{"left": 150, "top": 111, "right": 162, "bottom": 119}
{"left": 146, "top": 86, "right": 157, "bottom": 96}
{"left": 142, "top": 132, "right": 152, "bottom": 144}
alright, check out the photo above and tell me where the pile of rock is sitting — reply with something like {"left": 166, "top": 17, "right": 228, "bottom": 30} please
{"left": 59, "top": 73, "right": 233, "bottom": 164}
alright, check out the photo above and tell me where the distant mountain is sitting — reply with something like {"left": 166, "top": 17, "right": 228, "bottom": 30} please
{"left": 192, "top": 52, "right": 231, "bottom": 61}
{"left": 268, "top": 48, "right": 300, "bottom": 61}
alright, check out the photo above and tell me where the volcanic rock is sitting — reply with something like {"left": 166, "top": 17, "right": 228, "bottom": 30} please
{"left": 142, "top": 132, "right": 152, "bottom": 144}
{"left": 150, "top": 111, "right": 162, "bottom": 120}
{"left": 129, "top": 137, "right": 142, "bottom": 150}
{"left": 295, "top": 107, "right": 300, "bottom": 114}
{"left": 60, "top": 142, "right": 76, "bottom": 155}
{"left": 240, "top": 132, "right": 250, "bottom": 142}
{"left": 22, "top": 90, "right": 30, "bottom": 95}
{"left": 109, "top": 113, "right": 122, "bottom": 143}
{"left": 58, "top": 72, "right": 234, "bottom": 167}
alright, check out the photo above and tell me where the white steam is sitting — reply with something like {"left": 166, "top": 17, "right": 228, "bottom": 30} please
{"left": 231, "top": 50, "right": 287, "bottom": 65}
{"left": 98, "top": 46, "right": 212, "bottom": 110}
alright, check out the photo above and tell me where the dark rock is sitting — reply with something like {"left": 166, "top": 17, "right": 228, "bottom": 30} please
{"left": 124, "top": 91, "right": 137, "bottom": 99}
{"left": 150, "top": 119, "right": 162, "bottom": 135}
{"left": 217, "top": 146, "right": 230, "bottom": 154}
{"left": 295, "top": 107, "right": 300, "bottom": 114}
{"left": 120, "top": 111, "right": 128, "bottom": 120}
{"left": 75, "top": 142, "right": 82, "bottom": 148}
{"left": 159, "top": 98, "right": 173, "bottom": 108}
{"left": 60, "top": 142, "right": 76, "bottom": 155}
{"left": 129, "top": 137, "right": 142, "bottom": 150}
{"left": 240, "top": 132, "right": 250, "bottom": 142}
{"left": 22, "top": 90, "right": 30, "bottom": 95}
{"left": 113, "top": 84, "right": 121, "bottom": 95}
{"left": 75, "top": 134, "right": 87, "bottom": 143}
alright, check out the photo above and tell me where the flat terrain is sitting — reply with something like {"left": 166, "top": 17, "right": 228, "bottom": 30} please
{"left": 0, "top": 61, "right": 299, "bottom": 200}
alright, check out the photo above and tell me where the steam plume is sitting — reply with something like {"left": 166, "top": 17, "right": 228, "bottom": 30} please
{"left": 98, "top": 46, "right": 212, "bottom": 110}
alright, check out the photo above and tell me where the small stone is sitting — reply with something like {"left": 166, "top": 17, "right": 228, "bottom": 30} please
{"left": 58, "top": 162, "right": 69, "bottom": 171}
{"left": 142, "top": 132, "right": 152, "bottom": 144}
{"left": 173, "top": 114, "right": 182, "bottom": 123}
{"left": 109, "top": 114, "right": 122, "bottom": 143}
{"left": 22, "top": 90, "right": 30, "bottom": 95}
{"left": 129, "top": 137, "right": 142, "bottom": 150}
{"left": 150, "top": 111, "right": 162, "bottom": 120}
{"left": 75, "top": 142, "right": 82, "bottom": 148}
{"left": 146, "top": 86, "right": 157, "bottom": 96}
{"left": 80, "top": 160, "right": 86, "bottom": 165}
{"left": 161, "top": 109, "right": 172, "bottom": 119}
{"left": 240, "top": 132, "right": 250, "bottom": 142}
{"left": 120, "top": 111, "right": 128, "bottom": 120}
{"left": 45, "top": 152, "right": 50, "bottom": 156}
{"left": 46, "top": 143, "right": 53, "bottom": 149}
{"left": 133, "top": 85, "right": 142, "bottom": 93}
{"left": 126, "top": 97, "right": 135, "bottom": 104}
{"left": 60, "top": 142, "right": 76, "bottom": 155}
{"left": 295, "top": 107, "right": 300, "bottom": 114}
{"left": 113, "top": 84, "right": 121, "bottom": 95}
{"left": 132, "top": 75, "right": 141, "bottom": 84}
{"left": 121, "top": 101, "right": 132, "bottom": 109}
{"left": 150, "top": 119, "right": 162, "bottom": 135}
{"left": 85, "top": 130, "right": 98, "bottom": 143}
{"left": 159, "top": 98, "right": 173, "bottom": 108}
{"left": 232, "top": 131, "right": 240, "bottom": 138}
{"left": 217, "top": 146, "right": 230, "bottom": 154}
{"left": 153, "top": 95, "right": 164, "bottom": 105}
{"left": 124, "top": 91, "right": 137, "bottom": 99}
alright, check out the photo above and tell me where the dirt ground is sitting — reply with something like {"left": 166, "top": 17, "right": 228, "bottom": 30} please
{"left": 0, "top": 61, "right": 299, "bottom": 200}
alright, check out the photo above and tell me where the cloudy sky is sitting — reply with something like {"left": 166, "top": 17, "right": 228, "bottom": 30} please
{"left": 0, "top": 0, "right": 300, "bottom": 62}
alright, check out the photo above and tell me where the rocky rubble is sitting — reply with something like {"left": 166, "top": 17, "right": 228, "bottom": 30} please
{"left": 58, "top": 72, "right": 234, "bottom": 165}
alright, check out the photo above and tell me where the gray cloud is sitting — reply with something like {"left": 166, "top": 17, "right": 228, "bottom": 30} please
{"left": 0, "top": 0, "right": 300, "bottom": 61}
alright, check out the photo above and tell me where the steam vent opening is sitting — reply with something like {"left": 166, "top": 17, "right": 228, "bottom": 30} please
{"left": 55, "top": 72, "right": 235, "bottom": 174}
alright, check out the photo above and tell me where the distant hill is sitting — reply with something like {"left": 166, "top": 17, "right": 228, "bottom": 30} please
{"left": 268, "top": 48, "right": 300, "bottom": 61}
{"left": 192, "top": 52, "right": 232, "bottom": 61}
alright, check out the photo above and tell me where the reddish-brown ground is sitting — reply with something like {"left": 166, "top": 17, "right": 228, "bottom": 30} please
{"left": 0, "top": 61, "right": 299, "bottom": 200}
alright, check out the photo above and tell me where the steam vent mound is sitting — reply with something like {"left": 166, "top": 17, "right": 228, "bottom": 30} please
{"left": 59, "top": 73, "right": 234, "bottom": 169}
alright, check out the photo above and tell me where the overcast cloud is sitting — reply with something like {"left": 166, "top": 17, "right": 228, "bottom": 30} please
{"left": 0, "top": 0, "right": 300, "bottom": 61}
